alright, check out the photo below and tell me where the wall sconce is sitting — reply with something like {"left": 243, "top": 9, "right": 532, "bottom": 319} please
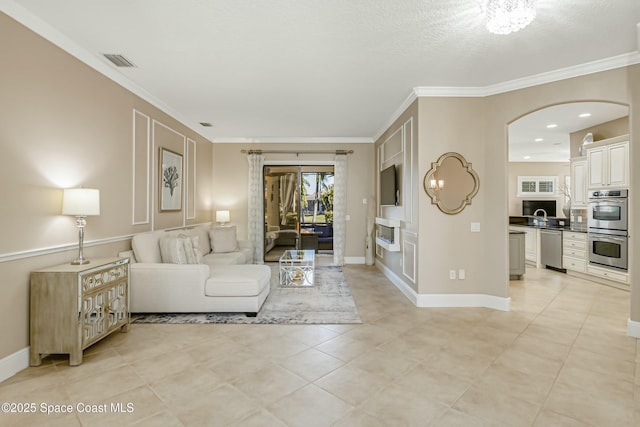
{"left": 215, "top": 210, "right": 230, "bottom": 226}
{"left": 429, "top": 178, "right": 445, "bottom": 190}
{"left": 62, "top": 188, "right": 100, "bottom": 265}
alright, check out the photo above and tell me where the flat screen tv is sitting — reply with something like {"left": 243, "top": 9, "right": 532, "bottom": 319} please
{"left": 522, "top": 200, "right": 556, "bottom": 217}
{"left": 380, "top": 165, "right": 397, "bottom": 206}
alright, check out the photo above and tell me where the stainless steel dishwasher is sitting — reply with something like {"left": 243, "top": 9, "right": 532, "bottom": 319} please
{"left": 540, "top": 228, "right": 564, "bottom": 270}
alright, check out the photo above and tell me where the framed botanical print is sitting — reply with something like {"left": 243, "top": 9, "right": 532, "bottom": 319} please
{"left": 160, "top": 147, "right": 182, "bottom": 211}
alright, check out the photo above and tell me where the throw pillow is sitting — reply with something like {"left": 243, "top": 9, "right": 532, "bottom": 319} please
{"left": 178, "top": 233, "right": 203, "bottom": 264}
{"left": 209, "top": 226, "right": 238, "bottom": 253}
{"left": 159, "top": 235, "right": 189, "bottom": 264}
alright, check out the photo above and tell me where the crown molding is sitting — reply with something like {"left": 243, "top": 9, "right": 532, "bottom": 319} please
{"left": 413, "top": 51, "right": 640, "bottom": 99}
{"left": 372, "top": 90, "right": 418, "bottom": 142}
{"left": 211, "top": 137, "right": 373, "bottom": 144}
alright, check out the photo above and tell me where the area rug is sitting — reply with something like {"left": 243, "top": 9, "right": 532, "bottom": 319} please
{"left": 132, "top": 264, "right": 361, "bottom": 325}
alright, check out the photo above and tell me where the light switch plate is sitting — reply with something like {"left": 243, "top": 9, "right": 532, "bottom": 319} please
{"left": 471, "top": 222, "right": 481, "bottom": 232}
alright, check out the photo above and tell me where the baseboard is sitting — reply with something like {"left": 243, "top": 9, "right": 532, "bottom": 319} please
{"left": 344, "top": 256, "right": 365, "bottom": 265}
{"left": 0, "top": 347, "right": 29, "bottom": 383}
{"left": 375, "top": 260, "right": 511, "bottom": 311}
{"left": 416, "top": 293, "right": 511, "bottom": 311}
{"left": 627, "top": 319, "right": 640, "bottom": 338}
{"left": 375, "top": 261, "right": 419, "bottom": 305}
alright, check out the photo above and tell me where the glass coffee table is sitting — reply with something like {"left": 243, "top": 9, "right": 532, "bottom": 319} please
{"left": 279, "top": 250, "right": 315, "bottom": 287}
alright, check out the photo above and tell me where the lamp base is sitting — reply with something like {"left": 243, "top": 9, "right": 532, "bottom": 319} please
{"left": 71, "top": 259, "right": 90, "bottom": 265}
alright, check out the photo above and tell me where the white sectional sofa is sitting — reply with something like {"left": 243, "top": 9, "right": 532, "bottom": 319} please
{"left": 121, "top": 225, "right": 271, "bottom": 315}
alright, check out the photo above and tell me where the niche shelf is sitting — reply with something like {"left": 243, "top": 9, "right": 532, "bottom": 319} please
{"left": 375, "top": 217, "right": 400, "bottom": 252}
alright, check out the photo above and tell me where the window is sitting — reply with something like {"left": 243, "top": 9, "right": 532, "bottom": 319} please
{"left": 517, "top": 176, "right": 557, "bottom": 197}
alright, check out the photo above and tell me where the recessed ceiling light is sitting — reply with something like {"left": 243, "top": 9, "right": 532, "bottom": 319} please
{"left": 524, "top": 155, "right": 531, "bottom": 159}
{"left": 534, "top": 138, "right": 544, "bottom": 142}
{"left": 579, "top": 113, "right": 591, "bottom": 118}
{"left": 546, "top": 124, "right": 558, "bottom": 129}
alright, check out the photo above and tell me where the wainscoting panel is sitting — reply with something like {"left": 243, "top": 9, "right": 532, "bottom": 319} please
{"left": 186, "top": 138, "right": 196, "bottom": 220}
{"left": 402, "top": 117, "right": 413, "bottom": 224}
{"left": 402, "top": 230, "right": 417, "bottom": 283}
{"left": 132, "top": 110, "right": 150, "bottom": 225}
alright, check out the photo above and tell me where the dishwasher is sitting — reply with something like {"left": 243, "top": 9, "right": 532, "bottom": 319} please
{"left": 540, "top": 229, "right": 564, "bottom": 271}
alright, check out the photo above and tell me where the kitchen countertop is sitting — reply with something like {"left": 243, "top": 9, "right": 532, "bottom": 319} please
{"left": 509, "top": 216, "right": 576, "bottom": 231}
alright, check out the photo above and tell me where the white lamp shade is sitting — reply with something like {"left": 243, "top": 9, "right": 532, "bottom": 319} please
{"left": 216, "top": 210, "right": 230, "bottom": 223}
{"left": 62, "top": 188, "right": 100, "bottom": 216}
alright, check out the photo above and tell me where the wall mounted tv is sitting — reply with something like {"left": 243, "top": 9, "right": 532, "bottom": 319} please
{"left": 380, "top": 165, "right": 398, "bottom": 206}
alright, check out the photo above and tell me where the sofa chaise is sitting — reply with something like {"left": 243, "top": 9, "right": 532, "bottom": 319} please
{"left": 120, "top": 225, "right": 271, "bottom": 316}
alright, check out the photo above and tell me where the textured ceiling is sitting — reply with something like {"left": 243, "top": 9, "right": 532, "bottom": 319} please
{"left": 4, "top": 0, "right": 640, "bottom": 142}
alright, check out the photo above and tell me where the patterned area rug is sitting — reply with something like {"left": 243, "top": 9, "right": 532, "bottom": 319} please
{"left": 132, "top": 264, "right": 361, "bottom": 324}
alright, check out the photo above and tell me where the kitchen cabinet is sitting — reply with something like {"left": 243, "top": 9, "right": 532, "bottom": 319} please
{"left": 587, "top": 136, "right": 629, "bottom": 189}
{"left": 509, "top": 226, "right": 540, "bottom": 267}
{"left": 509, "top": 231, "right": 525, "bottom": 279}
{"left": 562, "top": 231, "right": 587, "bottom": 273}
{"left": 570, "top": 157, "right": 587, "bottom": 207}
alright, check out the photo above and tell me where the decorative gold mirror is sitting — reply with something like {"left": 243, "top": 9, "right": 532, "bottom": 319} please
{"left": 423, "top": 152, "right": 479, "bottom": 215}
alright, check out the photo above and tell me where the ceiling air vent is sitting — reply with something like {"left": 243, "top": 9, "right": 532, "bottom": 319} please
{"left": 200, "top": 122, "right": 213, "bottom": 127}
{"left": 103, "top": 54, "right": 136, "bottom": 68}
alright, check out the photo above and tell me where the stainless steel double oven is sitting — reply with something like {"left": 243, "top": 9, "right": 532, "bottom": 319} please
{"left": 587, "top": 189, "right": 628, "bottom": 271}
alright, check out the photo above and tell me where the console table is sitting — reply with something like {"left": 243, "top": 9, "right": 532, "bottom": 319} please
{"left": 30, "top": 257, "right": 130, "bottom": 366}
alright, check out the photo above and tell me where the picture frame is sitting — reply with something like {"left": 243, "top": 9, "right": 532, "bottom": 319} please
{"left": 159, "top": 147, "right": 183, "bottom": 212}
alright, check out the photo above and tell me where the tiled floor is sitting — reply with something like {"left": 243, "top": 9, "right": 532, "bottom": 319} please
{"left": 1, "top": 265, "right": 638, "bottom": 426}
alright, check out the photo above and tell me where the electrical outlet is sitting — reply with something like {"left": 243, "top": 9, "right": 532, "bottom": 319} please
{"left": 449, "top": 270, "right": 456, "bottom": 280}
{"left": 458, "top": 269, "right": 465, "bottom": 280}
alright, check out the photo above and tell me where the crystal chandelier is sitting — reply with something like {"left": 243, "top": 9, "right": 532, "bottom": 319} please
{"left": 480, "top": 0, "right": 537, "bottom": 35}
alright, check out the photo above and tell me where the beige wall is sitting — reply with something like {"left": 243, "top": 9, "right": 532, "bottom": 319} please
{"left": 0, "top": 13, "right": 213, "bottom": 361}
{"left": 507, "top": 162, "right": 571, "bottom": 217}
{"left": 569, "top": 116, "right": 629, "bottom": 157}
{"left": 211, "top": 143, "right": 375, "bottom": 259}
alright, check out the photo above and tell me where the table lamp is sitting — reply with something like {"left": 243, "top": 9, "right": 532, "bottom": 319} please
{"left": 62, "top": 188, "right": 100, "bottom": 265}
{"left": 216, "top": 210, "right": 230, "bottom": 226}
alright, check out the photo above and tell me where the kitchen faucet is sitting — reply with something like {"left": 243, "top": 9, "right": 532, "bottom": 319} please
{"left": 533, "top": 208, "right": 548, "bottom": 223}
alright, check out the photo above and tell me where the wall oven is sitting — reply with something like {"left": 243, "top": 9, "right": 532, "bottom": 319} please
{"left": 587, "top": 189, "right": 628, "bottom": 271}
{"left": 588, "top": 189, "right": 628, "bottom": 232}
{"left": 588, "top": 231, "right": 628, "bottom": 271}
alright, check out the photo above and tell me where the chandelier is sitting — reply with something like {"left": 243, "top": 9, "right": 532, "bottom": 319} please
{"left": 480, "top": 0, "right": 537, "bottom": 35}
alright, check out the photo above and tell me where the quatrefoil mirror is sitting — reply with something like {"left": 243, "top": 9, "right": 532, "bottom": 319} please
{"left": 423, "top": 152, "right": 480, "bottom": 215}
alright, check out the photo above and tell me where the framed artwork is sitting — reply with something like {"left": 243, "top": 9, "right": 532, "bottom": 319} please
{"left": 159, "top": 147, "right": 183, "bottom": 211}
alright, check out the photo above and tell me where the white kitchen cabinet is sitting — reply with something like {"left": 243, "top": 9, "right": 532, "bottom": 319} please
{"left": 587, "top": 136, "right": 629, "bottom": 189}
{"left": 570, "top": 157, "right": 587, "bottom": 207}
{"left": 562, "top": 231, "right": 587, "bottom": 273}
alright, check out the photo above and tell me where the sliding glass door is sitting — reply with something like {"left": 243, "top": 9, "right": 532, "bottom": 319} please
{"left": 264, "top": 165, "right": 334, "bottom": 260}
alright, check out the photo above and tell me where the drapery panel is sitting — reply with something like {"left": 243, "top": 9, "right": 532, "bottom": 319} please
{"left": 247, "top": 154, "right": 265, "bottom": 263}
{"left": 333, "top": 155, "right": 347, "bottom": 266}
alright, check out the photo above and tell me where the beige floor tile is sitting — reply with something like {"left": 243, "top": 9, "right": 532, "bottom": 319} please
{"left": 228, "top": 409, "right": 288, "bottom": 427}
{"left": 393, "top": 363, "right": 472, "bottom": 405}
{"left": 563, "top": 346, "right": 635, "bottom": 381}
{"left": 424, "top": 347, "right": 495, "bottom": 382}
{"left": 267, "top": 384, "right": 352, "bottom": 427}
{"left": 474, "top": 362, "right": 555, "bottom": 405}
{"left": 359, "top": 382, "right": 448, "bottom": 426}
{"left": 63, "top": 364, "right": 145, "bottom": 404}
{"left": 532, "top": 409, "right": 588, "bottom": 427}
{"left": 148, "top": 365, "right": 224, "bottom": 403}
{"left": 314, "top": 334, "right": 374, "bottom": 362}
{"left": 554, "top": 363, "right": 634, "bottom": 402}
{"left": 453, "top": 385, "right": 541, "bottom": 427}
{"left": 0, "top": 410, "right": 81, "bottom": 427}
{"left": 206, "top": 348, "right": 280, "bottom": 382}
{"left": 507, "top": 334, "right": 572, "bottom": 362}
{"left": 331, "top": 408, "right": 389, "bottom": 427}
{"left": 278, "top": 347, "right": 344, "bottom": 381}
{"left": 167, "top": 383, "right": 260, "bottom": 426}
{"left": 493, "top": 347, "right": 564, "bottom": 380}
{"left": 131, "top": 411, "right": 185, "bottom": 426}
{"left": 130, "top": 349, "right": 197, "bottom": 383}
{"left": 279, "top": 324, "right": 342, "bottom": 346}
{"left": 346, "top": 347, "right": 417, "bottom": 381}
{"left": 231, "top": 363, "right": 308, "bottom": 405}
{"left": 314, "top": 364, "right": 390, "bottom": 406}
{"left": 432, "top": 408, "right": 505, "bottom": 427}
{"left": 544, "top": 381, "right": 635, "bottom": 426}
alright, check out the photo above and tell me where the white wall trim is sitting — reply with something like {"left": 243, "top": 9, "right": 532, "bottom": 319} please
{"left": 376, "top": 260, "right": 419, "bottom": 305}
{"left": 186, "top": 138, "right": 197, "bottom": 220}
{"left": 627, "top": 319, "right": 640, "bottom": 338}
{"left": 0, "top": 235, "right": 133, "bottom": 264}
{"left": 0, "top": 347, "right": 29, "bottom": 383}
{"left": 376, "top": 260, "right": 511, "bottom": 311}
{"left": 132, "top": 109, "right": 151, "bottom": 225}
{"left": 416, "top": 293, "right": 511, "bottom": 311}
{"left": 345, "top": 256, "right": 365, "bottom": 264}
{"left": 212, "top": 137, "right": 373, "bottom": 144}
